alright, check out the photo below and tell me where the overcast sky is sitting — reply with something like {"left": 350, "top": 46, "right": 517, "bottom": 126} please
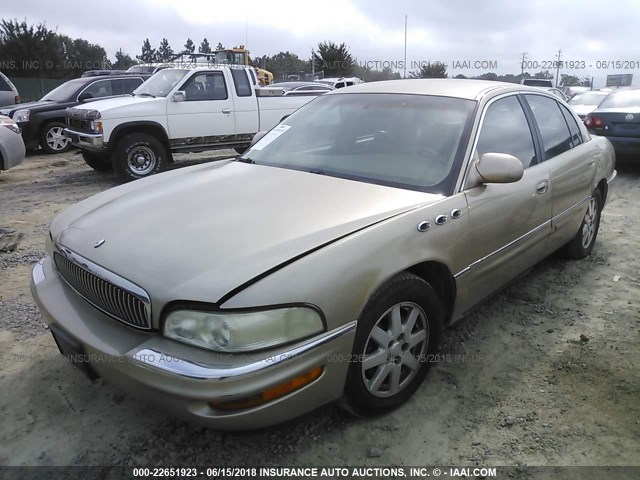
{"left": 4, "top": 0, "right": 640, "bottom": 83}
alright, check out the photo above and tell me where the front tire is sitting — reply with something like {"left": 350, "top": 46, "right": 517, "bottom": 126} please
{"left": 112, "top": 133, "right": 167, "bottom": 181}
{"left": 41, "top": 122, "right": 71, "bottom": 154}
{"left": 561, "top": 189, "right": 602, "bottom": 259}
{"left": 343, "top": 272, "right": 443, "bottom": 416}
{"left": 82, "top": 151, "right": 112, "bottom": 172}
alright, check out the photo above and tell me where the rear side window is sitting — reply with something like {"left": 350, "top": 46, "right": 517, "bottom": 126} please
{"left": 476, "top": 95, "right": 537, "bottom": 168}
{"left": 559, "top": 104, "right": 583, "bottom": 147}
{"left": 524, "top": 95, "right": 573, "bottom": 159}
{"left": 230, "top": 69, "right": 252, "bottom": 97}
{"left": 0, "top": 75, "right": 11, "bottom": 91}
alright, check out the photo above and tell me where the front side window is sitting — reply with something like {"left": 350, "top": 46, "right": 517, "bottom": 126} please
{"left": 525, "top": 95, "right": 573, "bottom": 159}
{"left": 123, "top": 77, "right": 143, "bottom": 93}
{"left": 476, "top": 95, "right": 537, "bottom": 168}
{"left": 182, "top": 72, "right": 228, "bottom": 101}
{"left": 242, "top": 93, "right": 476, "bottom": 194}
{"left": 82, "top": 80, "right": 113, "bottom": 99}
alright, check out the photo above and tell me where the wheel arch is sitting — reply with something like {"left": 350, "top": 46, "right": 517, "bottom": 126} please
{"left": 596, "top": 177, "right": 608, "bottom": 206}
{"left": 404, "top": 261, "right": 457, "bottom": 325}
{"left": 108, "top": 121, "right": 170, "bottom": 154}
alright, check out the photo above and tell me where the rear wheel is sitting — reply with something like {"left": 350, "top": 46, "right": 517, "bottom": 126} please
{"left": 343, "top": 272, "right": 442, "bottom": 416}
{"left": 112, "top": 133, "right": 167, "bottom": 181}
{"left": 82, "top": 151, "right": 112, "bottom": 172}
{"left": 41, "top": 122, "right": 71, "bottom": 154}
{"left": 561, "top": 188, "right": 602, "bottom": 259}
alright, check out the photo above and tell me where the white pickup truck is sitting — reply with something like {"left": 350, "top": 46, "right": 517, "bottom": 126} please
{"left": 64, "top": 65, "right": 318, "bottom": 180}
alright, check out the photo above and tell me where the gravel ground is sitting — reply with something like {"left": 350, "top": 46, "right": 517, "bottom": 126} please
{"left": 0, "top": 150, "right": 638, "bottom": 468}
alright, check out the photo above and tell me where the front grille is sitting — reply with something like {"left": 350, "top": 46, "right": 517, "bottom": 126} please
{"left": 67, "top": 118, "right": 90, "bottom": 131}
{"left": 54, "top": 252, "right": 151, "bottom": 329}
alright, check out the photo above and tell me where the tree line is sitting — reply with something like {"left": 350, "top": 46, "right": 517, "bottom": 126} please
{"left": 0, "top": 18, "right": 592, "bottom": 86}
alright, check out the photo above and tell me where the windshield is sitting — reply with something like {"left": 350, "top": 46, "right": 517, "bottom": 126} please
{"left": 241, "top": 93, "right": 475, "bottom": 194}
{"left": 41, "top": 79, "right": 86, "bottom": 101}
{"left": 524, "top": 79, "right": 553, "bottom": 87}
{"left": 598, "top": 90, "right": 640, "bottom": 109}
{"left": 213, "top": 51, "right": 245, "bottom": 64}
{"left": 569, "top": 93, "right": 607, "bottom": 106}
{"left": 133, "top": 69, "right": 188, "bottom": 97}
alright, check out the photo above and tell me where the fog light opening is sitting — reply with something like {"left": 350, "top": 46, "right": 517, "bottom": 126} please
{"left": 209, "top": 366, "right": 324, "bottom": 411}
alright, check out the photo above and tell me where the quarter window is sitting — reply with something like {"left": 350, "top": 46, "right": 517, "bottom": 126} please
{"left": 230, "top": 69, "right": 252, "bottom": 97}
{"left": 559, "top": 104, "right": 583, "bottom": 147}
{"left": 182, "top": 72, "right": 228, "bottom": 101}
{"left": 476, "top": 96, "right": 537, "bottom": 168}
{"left": 524, "top": 95, "right": 573, "bottom": 159}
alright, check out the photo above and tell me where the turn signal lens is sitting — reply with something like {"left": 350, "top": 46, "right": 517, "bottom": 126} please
{"left": 209, "top": 367, "right": 324, "bottom": 411}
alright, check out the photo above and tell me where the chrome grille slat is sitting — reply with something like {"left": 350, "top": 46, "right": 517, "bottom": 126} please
{"left": 53, "top": 252, "right": 151, "bottom": 329}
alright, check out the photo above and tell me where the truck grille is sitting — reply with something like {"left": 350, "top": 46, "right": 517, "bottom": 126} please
{"left": 54, "top": 252, "right": 151, "bottom": 330}
{"left": 67, "top": 118, "right": 90, "bottom": 131}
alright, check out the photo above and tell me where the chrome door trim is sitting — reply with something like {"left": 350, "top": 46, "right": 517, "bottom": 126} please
{"left": 550, "top": 194, "right": 592, "bottom": 223}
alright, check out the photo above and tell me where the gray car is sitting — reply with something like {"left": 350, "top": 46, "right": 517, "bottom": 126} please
{"left": 0, "top": 115, "right": 26, "bottom": 171}
{"left": 31, "top": 79, "right": 616, "bottom": 429}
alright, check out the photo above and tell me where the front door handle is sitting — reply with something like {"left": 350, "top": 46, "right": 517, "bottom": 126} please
{"left": 222, "top": 108, "right": 232, "bottom": 114}
{"left": 536, "top": 179, "right": 549, "bottom": 195}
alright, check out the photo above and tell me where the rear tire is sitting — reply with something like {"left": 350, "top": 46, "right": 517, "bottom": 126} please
{"left": 112, "top": 133, "right": 167, "bottom": 181}
{"left": 82, "top": 151, "right": 112, "bottom": 172}
{"left": 41, "top": 122, "right": 71, "bottom": 154}
{"left": 343, "top": 272, "right": 443, "bottom": 416}
{"left": 561, "top": 188, "right": 602, "bottom": 259}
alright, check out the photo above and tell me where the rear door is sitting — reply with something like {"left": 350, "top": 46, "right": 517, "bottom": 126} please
{"left": 166, "top": 70, "right": 236, "bottom": 146}
{"left": 523, "top": 94, "right": 596, "bottom": 248}
{"left": 229, "top": 69, "right": 259, "bottom": 144}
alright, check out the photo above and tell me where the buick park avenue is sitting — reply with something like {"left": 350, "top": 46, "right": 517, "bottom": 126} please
{"left": 31, "top": 79, "right": 616, "bottom": 429}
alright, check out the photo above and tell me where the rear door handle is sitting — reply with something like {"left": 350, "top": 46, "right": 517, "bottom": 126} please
{"left": 536, "top": 180, "right": 549, "bottom": 194}
{"left": 222, "top": 108, "right": 232, "bottom": 114}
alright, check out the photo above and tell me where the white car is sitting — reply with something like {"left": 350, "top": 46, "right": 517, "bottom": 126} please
{"left": 0, "top": 115, "right": 26, "bottom": 172}
{"left": 316, "top": 77, "right": 364, "bottom": 89}
{"left": 568, "top": 91, "right": 610, "bottom": 120}
{"left": 64, "top": 65, "right": 320, "bottom": 181}
{"left": 0, "top": 71, "right": 20, "bottom": 106}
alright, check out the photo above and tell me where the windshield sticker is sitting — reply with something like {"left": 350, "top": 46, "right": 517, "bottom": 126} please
{"left": 251, "top": 124, "right": 291, "bottom": 151}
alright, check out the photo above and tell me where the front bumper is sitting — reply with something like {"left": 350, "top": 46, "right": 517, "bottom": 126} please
{"left": 63, "top": 128, "right": 105, "bottom": 151}
{"left": 30, "top": 256, "right": 355, "bottom": 429}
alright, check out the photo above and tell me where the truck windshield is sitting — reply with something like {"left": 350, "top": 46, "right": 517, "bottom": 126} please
{"left": 41, "top": 79, "right": 86, "bottom": 102}
{"left": 133, "top": 69, "right": 189, "bottom": 97}
{"left": 241, "top": 93, "right": 476, "bottom": 194}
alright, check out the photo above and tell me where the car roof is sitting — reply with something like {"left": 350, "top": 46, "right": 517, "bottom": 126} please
{"left": 328, "top": 78, "right": 544, "bottom": 100}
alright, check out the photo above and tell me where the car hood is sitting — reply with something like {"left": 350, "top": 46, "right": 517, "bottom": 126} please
{"left": 54, "top": 161, "right": 443, "bottom": 313}
{"left": 0, "top": 100, "right": 63, "bottom": 116}
{"left": 69, "top": 95, "right": 163, "bottom": 118}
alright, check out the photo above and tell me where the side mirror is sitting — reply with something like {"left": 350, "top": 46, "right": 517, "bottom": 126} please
{"left": 251, "top": 131, "right": 267, "bottom": 146}
{"left": 78, "top": 92, "right": 93, "bottom": 102}
{"left": 475, "top": 153, "right": 524, "bottom": 184}
{"left": 172, "top": 91, "right": 186, "bottom": 102}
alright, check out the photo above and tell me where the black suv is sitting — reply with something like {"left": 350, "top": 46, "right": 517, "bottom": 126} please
{"left": 0, "top": 74, "right": 147, "bottom": 154}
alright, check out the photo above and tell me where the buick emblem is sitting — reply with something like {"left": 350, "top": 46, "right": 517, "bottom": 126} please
{"left": 625, "top": 113, "right": 634, "bottom": 121}
{"left": 94, "top": 239, "right": 106, "bottom": 248}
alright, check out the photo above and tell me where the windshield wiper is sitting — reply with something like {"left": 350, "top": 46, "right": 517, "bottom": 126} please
{"left": 236, "top": 157, "right": 256, "bottom": 164}
{"left": 134, "top": 92, "right": 156, "bottom": 98}
{"left": 308, "top": 169, "right": 326, "bottom": 175}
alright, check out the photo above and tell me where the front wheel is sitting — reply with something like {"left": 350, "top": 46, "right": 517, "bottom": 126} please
{"left": 112, "top": 133, "right": 167, "bottom": 181}
{"left": 561, "top": 188, "right": 602, "bottom": 259}
{"left": 41, "top": 122, "right": 71, "bottom": 154}
{"left": 343, "top": 272, "right": 443, "bottom": 416}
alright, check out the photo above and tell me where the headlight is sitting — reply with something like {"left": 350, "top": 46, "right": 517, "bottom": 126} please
{"left": 164, "top": 307, "right": 324, "bottom": 352}
{"left": 0, "top": 117, "right": 20, "bottom": 134}
{"left": 13, "top": 109, "right": 30, "bottom": 123}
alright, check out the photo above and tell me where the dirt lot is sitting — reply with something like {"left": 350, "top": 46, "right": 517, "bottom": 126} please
{"left": 0, "top": 150, "right": 638, "bottom": 468}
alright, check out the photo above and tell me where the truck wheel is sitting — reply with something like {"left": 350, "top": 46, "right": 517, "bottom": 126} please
{"left": 343, "top": 272, "right": 443, "bottom": 416}
{"left": 113, "top": 133, "right": 167, "bottom": 181}
{"left": 41, "top": 122, "right": 71, "bottom": 154}
{"left": 82, "top": 151, "right": 112, "bottom": 172}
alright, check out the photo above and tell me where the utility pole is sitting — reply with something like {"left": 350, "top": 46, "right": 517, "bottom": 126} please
{"left": 403, "top": 15, "right": 408, "bottom": 78}
{"left": 555, "top": 49, "right": 562, "bottom": 87}
{"left": 520, "top": 52, "right": 527, "bottom": 75}
{"left": 311, "top": 49, "right": 315, "bottom": 78}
